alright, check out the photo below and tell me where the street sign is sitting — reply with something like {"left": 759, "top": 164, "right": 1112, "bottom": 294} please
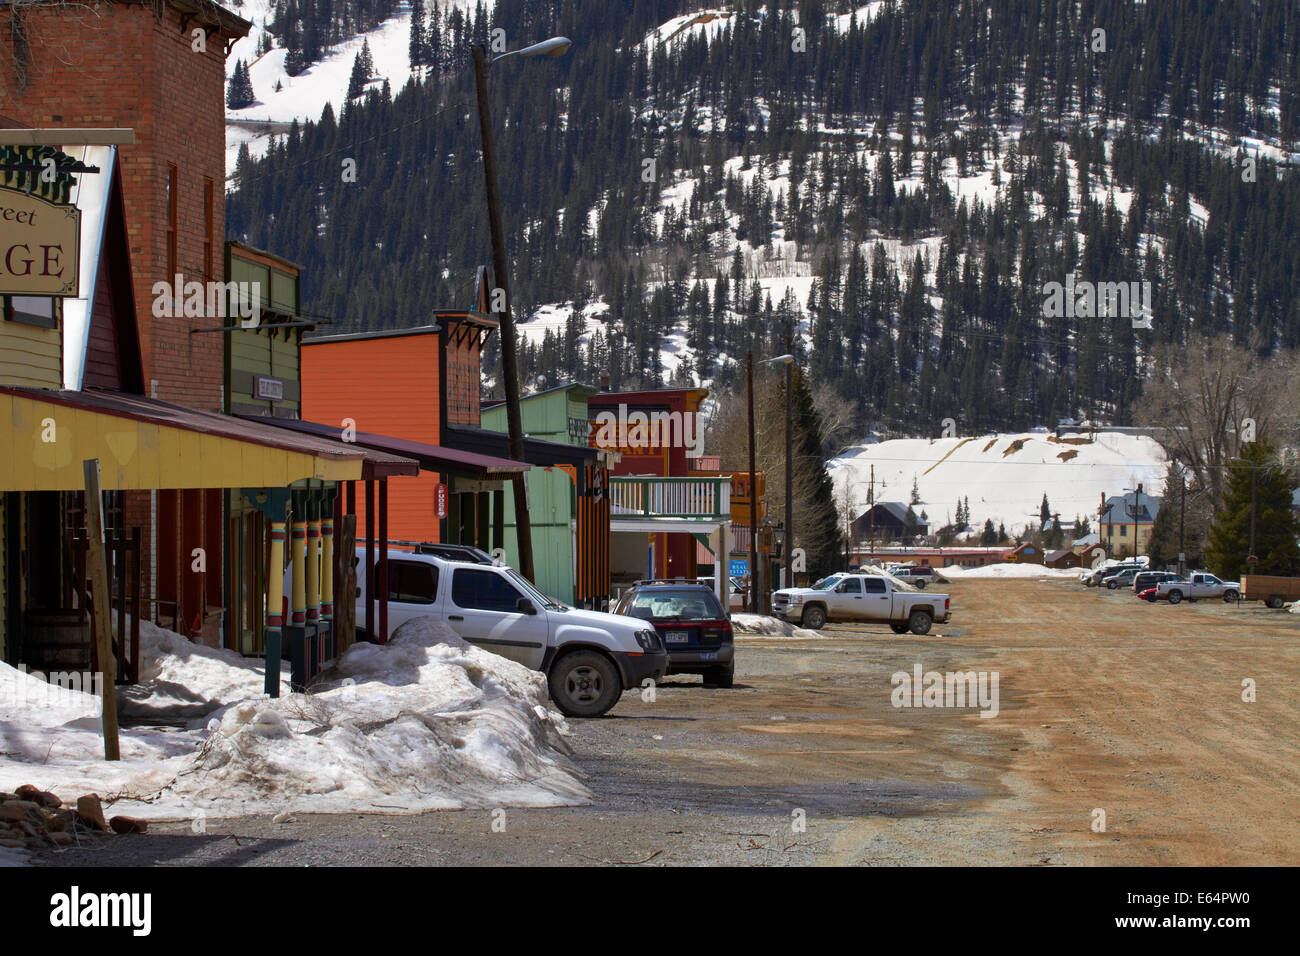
{"left": 435, "top": 483, "right": 448, "bottom": 519}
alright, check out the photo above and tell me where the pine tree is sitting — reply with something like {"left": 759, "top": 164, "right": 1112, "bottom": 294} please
{"left": 1040, "top": 493, "right": 1052, "bottom": 529}
{"left": 226, "top": 59, "right": 254, "bottom": 110}
{"left": 981, "top": 519, "right": 998, "bottom": 546}
{"left": 1205, "top": 442, "right": 1300, "bottom": 580}
{"left": 409, "top": 0, "right": 426, "bottom": 70}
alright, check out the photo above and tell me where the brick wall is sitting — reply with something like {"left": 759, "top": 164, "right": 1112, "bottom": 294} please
{"left": 1, "top": 1, "right": 242, "bottom": 412}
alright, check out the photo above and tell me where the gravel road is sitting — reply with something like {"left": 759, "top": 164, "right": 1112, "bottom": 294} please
{"left": 32, "top": 579, "right": 1300, "bottom": 866}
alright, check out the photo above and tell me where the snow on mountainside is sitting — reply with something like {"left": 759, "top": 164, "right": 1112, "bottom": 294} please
{"left": 224, "top": 1, "right": 494, "bottom": 177}
{"left": 828, "top": 431, "right": 1168, "bottom": 536}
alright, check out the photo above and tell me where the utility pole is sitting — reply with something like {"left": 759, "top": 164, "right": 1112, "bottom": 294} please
{"left": 1178, "top": 473, "right": 1186, "bottom": 575}
{"left": 472, "top": 43, "right": 534, "bottom": 582}
{"left": 1132, "top": 483, "right": 1142, "bottom": 560}
{"left": 746, "top": 351, "right": 758, "bottom": 614}
{"left": 1248, "top": 467, "right": 1257, "bottom": 562}
{"left": 867, "top": 464, "right": 875, "bottom": 563}
{"left": 784, "top": 322, "right": 793, "bottom": 590}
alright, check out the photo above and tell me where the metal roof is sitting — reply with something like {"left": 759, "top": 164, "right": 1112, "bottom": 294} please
{"left": 240, "top": 417, "right": 530, "bottom": 478}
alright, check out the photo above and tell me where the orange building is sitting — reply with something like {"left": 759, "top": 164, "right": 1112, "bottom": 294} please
{"left": 300, "top": 327, "right": 445, "bottom": 544}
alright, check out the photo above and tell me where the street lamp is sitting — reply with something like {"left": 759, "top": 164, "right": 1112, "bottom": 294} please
{"left": 471, "top": 36, "right": 571, "bottom": 582}
{"left": 746, "top": 351, "right": 794, "bottom": 613}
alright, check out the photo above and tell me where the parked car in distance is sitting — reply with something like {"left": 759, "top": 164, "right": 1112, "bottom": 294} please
{"left": 1085, "top": 562, "right": 1143, "bottom": 587}
{"left": 1137, "top": 586, "right": 1160, "bottom": 602}
{"left": 614, "top": 582, "right": 734, "bottom": 687}
{"left": 1102, "top": 567, "right": 1143, "bottom": 589}
{"left": 893, "top": 566, "right": 936, "bottom": 588}
{"left": 1153, "top": 571, "right": 1241, "bottom": 604}
{"left": 1132, "top": 570, "right": 1182, "bottom": 594}
{"left": 353, "top": 547, "right": 667, "bottom": 717}
{"left": 694, "top": 575, "right": 746, "bottom": 611}
{"left": 771, "top": 573, "right": 951, "bottom": 634}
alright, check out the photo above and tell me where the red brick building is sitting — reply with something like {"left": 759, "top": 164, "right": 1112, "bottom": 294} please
{"left": 1, "top": 0, "right": 250, "bottom": 410}
{"left": 2, "top": 0, "right": 251, "bottom": 642}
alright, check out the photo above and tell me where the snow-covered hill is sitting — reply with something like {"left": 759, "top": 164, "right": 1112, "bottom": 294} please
{"left": 224, "top": 0, "right": 493, "bottom": 176}
{"left": 828, "top": 430, "right": 1168, "bottom": 535}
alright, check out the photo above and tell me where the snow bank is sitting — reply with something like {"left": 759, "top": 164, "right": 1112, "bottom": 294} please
{"left": 117, "top": 618, "right": 282, "bottom": 722}
{"left": 732, "top": 614, "right": 823, "bottom": 638}
{"left": 939, "top": 563, "right": 1081, "bottom": 579}
{"left": 0, "top": 619, "right": 590, "bottom": 819}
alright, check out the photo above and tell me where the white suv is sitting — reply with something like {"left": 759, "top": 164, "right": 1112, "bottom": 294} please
{"left": 353, "top": 548, "right": 668, "bottom": 717}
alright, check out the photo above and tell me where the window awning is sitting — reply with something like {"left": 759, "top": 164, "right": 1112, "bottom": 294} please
{"left": 234, "top": 416, "right": 530, "bottom": 480}
{"left": 0, "top": 387, "right": 418, "bottom": 492}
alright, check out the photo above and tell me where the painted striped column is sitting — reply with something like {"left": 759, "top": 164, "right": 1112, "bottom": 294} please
{"left": 290, "top": 518, "right": 307, "bottom": 689}
{"left": 305, "top": 515, "right": 321, "bottom": 679}
{"left": 321, "top": 515, "right": 335, "bottom": 662}
{"left": 265, "top": 521, "right": 286, "bottom": 698}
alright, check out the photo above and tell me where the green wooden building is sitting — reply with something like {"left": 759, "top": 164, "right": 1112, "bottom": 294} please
{"left": 479, "top": 383, "right": 611, "bottom": 607}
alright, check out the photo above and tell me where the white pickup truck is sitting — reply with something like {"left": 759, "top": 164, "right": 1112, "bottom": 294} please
{"left": 1153, "top": 571, "right": 1241, "bottom": 604}
{"left": 771, "top": 573, "right": 951, "bottom": 634}
{"left": 351, "top": 548, "right": 668, "bottom": 717}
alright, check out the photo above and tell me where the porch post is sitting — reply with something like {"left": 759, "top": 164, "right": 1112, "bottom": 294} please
{"left": 378, "top": 478, "right": 389, "bottom": 644}
{"left": 265, "top": 518, "right": 286, "bottom": 698}
{"left": 290, "top": 503, "right": 307, "bottom": 690}
{"left": 305, "top": 495, "right": 321, "bottom": 681}
{"left": 321, "top": 502, "right": 335, "bottom": 663}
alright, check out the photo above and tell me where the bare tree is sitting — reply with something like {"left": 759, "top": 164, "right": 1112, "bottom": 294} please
{"left": 1140, "top": 335, "right": 1300, "bottom": 510}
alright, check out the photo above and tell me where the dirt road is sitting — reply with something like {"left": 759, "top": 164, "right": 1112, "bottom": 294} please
{"left": 37, "top": 579, "right": 1300, "bottom": 866}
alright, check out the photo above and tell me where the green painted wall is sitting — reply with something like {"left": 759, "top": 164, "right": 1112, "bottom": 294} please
{"left": 481, "top": 385, "right": 596, "bottom": 604}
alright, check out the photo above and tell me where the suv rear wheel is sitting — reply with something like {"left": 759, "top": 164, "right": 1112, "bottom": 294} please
{"left": 1167, "top": 589, "right": 1183, "bottom": 604}
{"left": 548, "top": 651, "right": 621, "bottom": 718}
{"left": 801, "top": 604, "right": 827, "bottom": 629}
{"left": 890, "top": 622, "right": 910, "bottom": 634}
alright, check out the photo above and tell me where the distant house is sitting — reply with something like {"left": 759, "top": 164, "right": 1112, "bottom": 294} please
{"left": 1045, "top": 548, "right": 1082, "bottom": 568}
{"left": 851, "top": 502, "right": 929, "bottom": 541}
{"left": 1100, "top": 491, "right": 1162, "bottom": 559}
{"left": 1071, "top": 532, "right": 1100, "bottom": 553}
{"left": 1006, "top": 542, "right": 1045, "bottom": 564}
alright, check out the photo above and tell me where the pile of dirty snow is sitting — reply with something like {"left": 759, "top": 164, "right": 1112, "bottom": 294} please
{"left": 117, "top": 618, "right": 283, "bottom": 722}
{"left": 732, "top": 614, "right": 823, "bottom": 638}
{"left": 0, "top": 619, "right": 589, "bottom": 818}
{"left": 939, "top": 563, "right": 1081, "bottom": 579}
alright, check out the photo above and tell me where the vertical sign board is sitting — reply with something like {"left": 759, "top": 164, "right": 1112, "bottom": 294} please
{"left": 435, "top": 483, "right": 448, "bottom": 519}
{"left": 0, "top": 186, "right": 81, "bottom": 296}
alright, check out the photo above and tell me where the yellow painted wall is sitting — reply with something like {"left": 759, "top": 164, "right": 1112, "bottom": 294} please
{"left": 0, "top": 393, "right": 362, "bottom": 491}
{"left": 0, "top": 320, "right": 60, "bottom": 388}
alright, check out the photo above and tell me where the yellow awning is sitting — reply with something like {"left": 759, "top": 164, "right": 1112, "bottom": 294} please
{"left": 1, "top": 387, "right": 366, "bottom": 491}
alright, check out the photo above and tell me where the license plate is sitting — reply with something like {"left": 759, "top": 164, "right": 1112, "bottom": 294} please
{"left": 699, "top": 651, "right": 718, "bottom": 661}
{"left": 665, "top": 630, "right": 690, "bottom": 643}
